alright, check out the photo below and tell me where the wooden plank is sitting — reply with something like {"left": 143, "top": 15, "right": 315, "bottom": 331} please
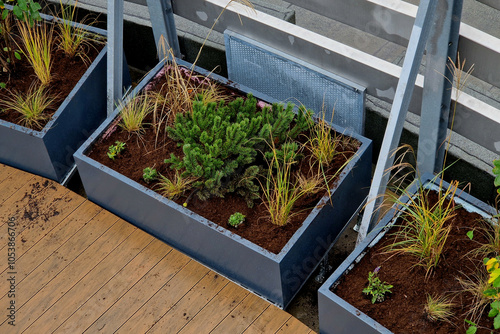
{"left": 0, "top": 208, "right": 118, "bottom": 300}
{"left": 0, "top": 216, "right": 131, "bottom": 329}
{"left": 116, "top": 268, "right": 223, "bottom": 333}
{"left": 83, "top": 251, "right": 194, "bottom": 333}
{"left": 0, "top": 177, "right": 33, "bottom": 206}
{"left": 8, "top": 221, "right": 139, "bottom": 330}
{"left": 0, "top": 171, "right": 35, "bottom": 206}
{"left": 177, "top": 283, "right": 249, "bottom": 333}
{"left": 0, "top": 164, "right": 15, "bottom": 183}
{"left": 146, "top": 270, "right": 230, "bottom": 333}
{"left": 0, "top": 165, "right": 311, "bottom": 333}
{"left": 0, "top": 202, "right": 102, "bottom": 302}
{"left": 0, "top": 201, "right": 102, "bottom": 275}
{"left": 0, "top": 170, "right": 34, "bottom": 204}
{"left": 0, "top": 176, "right": 65, "bottom": 235}
{"left": 53, "top": 241, "right": 179, "bottom": 333}
{"left": 242, "top": 306, "right": 291, "bottom": 334}
{"left": 23, "top": 229, "right": 158, "bottom": 332}
{"left": 0, "top": 190, "right": 85, "bottom": 266}
{"left": 211, "top": 293, "right": 270, "bottom": 334}
{"left": 275, "top": 317, "right": 311, "bottom": 333}
{"left": 0, "top": 164, "right": 30, "bottom": 176}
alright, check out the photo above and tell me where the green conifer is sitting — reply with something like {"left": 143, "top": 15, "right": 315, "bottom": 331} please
{"left": 165, "top": 93, "right": 313, "bottom": 206}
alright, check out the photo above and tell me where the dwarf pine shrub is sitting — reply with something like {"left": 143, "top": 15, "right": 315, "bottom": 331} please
{"left": 264, "top": 102, "right": 311, "bottom": 142}
{"left": 165, "top": 93, "right": 312, "bottom": 206}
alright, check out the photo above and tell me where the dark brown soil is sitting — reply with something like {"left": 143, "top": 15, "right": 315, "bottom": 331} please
{"left": 0, "top": 23, "right": 102, "bottom": 129}
{"left": 86, "top": 67, "right": 360, "bottom": 254}
{"left": 333, "top": 192, "right": 499, "bottom": 333}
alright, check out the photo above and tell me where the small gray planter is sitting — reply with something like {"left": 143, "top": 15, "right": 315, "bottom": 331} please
{"left": 318, "top": 174, "right": 496, "bottom": 333}
{"left": 0, "top": 15, "right": 130, "bottom": 182}
{"left": 74, "top": 58, "right": 373, "bottom": 308}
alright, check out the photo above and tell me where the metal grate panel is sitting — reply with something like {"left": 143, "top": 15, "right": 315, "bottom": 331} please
{"left": 224, "top": 30, "right": 366, "bottom": 134}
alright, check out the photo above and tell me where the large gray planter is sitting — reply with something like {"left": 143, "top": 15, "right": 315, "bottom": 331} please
{"left": 318, "top": 174, "right": 497, "bottom": 333}
{"left": 0, "top": 14, "right": 130, "bottom": 182}
{"left": 74, "top": 58, "right": 373, "bottom": 308}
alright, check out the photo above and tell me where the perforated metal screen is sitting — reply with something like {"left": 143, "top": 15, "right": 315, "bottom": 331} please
{"left": 224, "top": 30, "right": 366, "bottom": 134}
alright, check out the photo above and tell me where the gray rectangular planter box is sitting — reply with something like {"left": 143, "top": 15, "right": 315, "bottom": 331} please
{"left": 0, "top": 14, "right": 130, "bottom": 182}
{"left": 318, "top": 174, "right": 496, "bottom": 333}
{"left": 74, "top": 58, "right": 373, "bottom": 308}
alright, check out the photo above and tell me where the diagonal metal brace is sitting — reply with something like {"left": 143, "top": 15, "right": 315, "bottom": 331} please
{"left": 356, "top": 0, "right": 438, "bottom": 243}
{"left": 147, "top": 0, "right": 181, "bottom": 59}
{"left": 417, "top": 0, "right": 464, "bottom": 175}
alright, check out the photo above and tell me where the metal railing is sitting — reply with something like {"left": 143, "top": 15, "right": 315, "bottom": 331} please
{"left": 164, "top": 0, "right": 500, "bottom": 155}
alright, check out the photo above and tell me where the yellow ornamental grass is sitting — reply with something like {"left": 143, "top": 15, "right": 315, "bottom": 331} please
{"left": 307, "top": 111, "right": 341, "bottom": 167}
{"left": 156, "top": 171, "right": 197, "bottom": 201}
{"left": 118, "top": 93, "right": 156, "bottom": 135}
{"left": 384, "top": 179, "right": 460, "bottom": 278}
{"left": 424, "top": 294, "right": 455, "bottom": 323}
{"left": 1, "top": 85, "right": 57, "bottom": 130}
{"left": 17, "top": 18, "right": 54, "bottom": 86}
{"left": 56, "top": 0, "right": 100, "bottom": 63}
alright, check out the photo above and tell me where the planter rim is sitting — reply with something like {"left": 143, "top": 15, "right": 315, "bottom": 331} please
{"left": 75, "top": 57, "right": 372, "bottom": 259}
{"left": 0, "top": 10, "right": 107, "bottom": 137}
{"left": 3, "top": 4, "right": 107, "bottom": 37}
{"left": 39, "top": 11, "right": 108, "bottom": 37}
{"left": 319, "top": 172, "right": 498, "bottom": 332}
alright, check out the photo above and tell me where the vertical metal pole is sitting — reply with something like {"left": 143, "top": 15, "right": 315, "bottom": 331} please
{"left": 147, "top": 0, "right": 181, "bottom": 59}
{"left": 417, "top": 0, "right": 464, "bottom": 174}
{"left": 107, "top": 0, "right": 124, "bottom": 116}
{"left": 356, "top": 0, "right": 438, "bottom": 243}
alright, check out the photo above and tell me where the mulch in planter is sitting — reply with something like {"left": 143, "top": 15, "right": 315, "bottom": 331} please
{"left": 86, "top": 67, "right": 360, "bottom": 254}
{"left": 0, "top": 26, "right": 103, "bottom": 129}
{"left": 333, "top": 191, "right": 498, "bottom": 333}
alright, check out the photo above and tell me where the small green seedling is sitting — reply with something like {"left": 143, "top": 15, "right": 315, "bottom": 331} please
{"left": 107, "top": 141, "right": 126, "bottom": 160}
{"left": 228, "top": 212, "right": 245, "bottom": 228}
{"left": 143, "top": 167, "right": 158, "bottom": 183}
{"left": 3, "top": 47, "right": 21, "bottom": 63}
{"left": 362, "top": 267, "right": 393, "bottom": 304}
{"left": 465, "top": 319, "right": 478, "bottom": 334}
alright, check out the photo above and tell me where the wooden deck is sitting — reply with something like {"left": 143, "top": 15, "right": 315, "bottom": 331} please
{"left": 0, "top": 164, "right": 314, "bottom": 334}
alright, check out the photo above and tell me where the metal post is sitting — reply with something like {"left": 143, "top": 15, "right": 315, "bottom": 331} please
{"left": 107, "top": 0, "right": 124, "bottom": 116}
{"left": 146, "top": 0, "right": 181, "bottom": 59}
{"left": 356, "top": 0, "right": 438, "bottom": 243}
{"left": 417, "top": 0, "right": 464, "bottom": 175}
